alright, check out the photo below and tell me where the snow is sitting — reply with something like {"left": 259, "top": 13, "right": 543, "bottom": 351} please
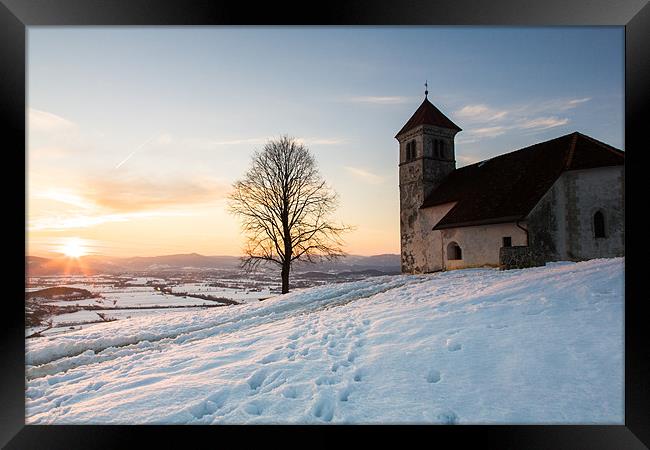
{"left": 169, "top": 283, "right": 274, "bottom": 302}
{"left": 25, "top": 258, "right": 624, "bottom": 424}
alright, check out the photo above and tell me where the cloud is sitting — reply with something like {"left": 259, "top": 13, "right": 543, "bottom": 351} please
{"left": 456, "top": 138, "right": 479, "bottom": 145}
{"left": 468, "top": 126, "right": 508, "bottom": 138}
{"left": 28, "top": 174, "right": 230, "bottom": 232}
{"left": 28, "top": 210, "right": 193, "bottom": 232}
{"left": 33, "top": 188, "right": 95, "bottom": 210}
{"left": 519, "top": 116, "right": 570, "bottom": 130}
{"left": 346, "top": 96, "right": 411, "bottom": 105}
{"left": 89, "top": 175, "right": 230, "bottom": 213}
{"left": 455, "top": 104, "right": 508, "bottom": 122}
{"left": 453, "top": 96, "right": 589, "bottom": 142}
{"left": 563, "top": 97, "right": 592, "bottom": 109}
{"left": 510, "top": 97, "right": 592, "bottom": 116}
{"left": 344, "top": 166, "right": 384, "bottom": 184}
{"left": 29, "top": 108, "right": 77, "bottom": 133}
{"left": 457, "top": 104, "right": 489, "bottom": 116}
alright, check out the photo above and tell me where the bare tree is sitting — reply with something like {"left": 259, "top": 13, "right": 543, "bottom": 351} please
{"left": 228, "top": 136, "right": 350, "bottom": 294}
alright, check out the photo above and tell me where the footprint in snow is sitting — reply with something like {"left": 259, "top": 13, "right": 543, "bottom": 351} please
{"left": 312, "top": 395, "right": 335, "bottom": 422}
{"left": 315, "top": 375, "right": 339, "bottom": 386}
{"left": 258, "top": 352, "right": 283, "bottom": 365}
{"left": 281, "top": 383, "right": 310, "bottom": 399}
{"left": 331, "top": 360, "right": 351, "bottom": 373}
{"left": 188, "top": 397, "right": 223, "bottom": 420}
{"left": 206, "top": 389, "right": 229, "bottom": 409}
{"left": 243, "top": 400, "right": 266, "bottom": 416}
{"left": 437, "top": 410, "right": 459, "bottom": 424}
{"left": 247, "top": 369, "right": 268, "bottom": 390}
{"left": 338, "top": 385, "right": 353, "bottom": 402}
{"left": 446, "top": 340, "right": 462, "bottom": 352}
{"left": 425, "top": 369, "right": 441, "bottom": 384}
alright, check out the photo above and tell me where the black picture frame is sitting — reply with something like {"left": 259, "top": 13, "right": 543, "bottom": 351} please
{"left": 3, "top": 0, "right": 648, "bottom": 447}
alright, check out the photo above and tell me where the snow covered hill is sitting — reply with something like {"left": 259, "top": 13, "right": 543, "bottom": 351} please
{"left": 25, "top": 258, "right": 624, "bottom": 424}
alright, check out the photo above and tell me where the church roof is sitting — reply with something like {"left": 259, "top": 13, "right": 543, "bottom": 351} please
{"left": 423, "top": 131, "right": 624, "bottom": 230}
{"left": 395, "top": 97, "right": 462, "bottom": 138}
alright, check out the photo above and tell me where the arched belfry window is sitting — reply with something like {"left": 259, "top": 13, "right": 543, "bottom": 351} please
{"left": 410, "top": 140, "right": 416, "bottom": 159}
{"left": 440, "top": 141, "right": 446, "bottom": 159}
{"left": 447, "top": 242, "right": 462, "bottom": 260}
{"left": 594, "top": 210, "right": 606, "bottom": 238}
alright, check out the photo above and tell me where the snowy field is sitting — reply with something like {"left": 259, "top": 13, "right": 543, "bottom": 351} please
{"left": 25, "top": 275, "right": 275, "bottom": 337}
{"left": 25, "top": 258, "right": 624, "bottom": 424}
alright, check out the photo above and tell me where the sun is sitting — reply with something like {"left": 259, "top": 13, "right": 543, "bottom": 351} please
{"left": 59, "top": 238, "right": 87, "bottom": 258}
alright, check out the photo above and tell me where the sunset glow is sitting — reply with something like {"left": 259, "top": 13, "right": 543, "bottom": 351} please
{"left": 58, "top": 238, "right": 88, "bottom": 258}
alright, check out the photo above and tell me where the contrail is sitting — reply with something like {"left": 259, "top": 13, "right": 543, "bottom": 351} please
{"left": 115, "top": 134, "right": 160, "bottom": 169}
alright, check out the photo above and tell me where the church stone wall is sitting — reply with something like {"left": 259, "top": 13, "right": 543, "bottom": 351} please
{"left": 499, "top": 246, "right": 549, "bottom": 270}
{"left": 525, "top": 182, "right": 560, "bottom": 260}
{"left": 412, "top": 203, "right": 456, "bottom": 272}
{"left": 440, "top": 222, "right": 528, "bottom": 270}
{"left": 526, "top": 166, "right": 624, "bottom": 262}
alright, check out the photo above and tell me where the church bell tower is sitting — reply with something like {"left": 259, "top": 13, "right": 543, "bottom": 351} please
{"left": 396, "top": 84, "right": 462, "bottom": 273}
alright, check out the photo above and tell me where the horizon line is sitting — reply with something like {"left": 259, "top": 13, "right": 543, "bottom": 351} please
{"left": 27, "top": 251, "right": 400, "bottom": 259}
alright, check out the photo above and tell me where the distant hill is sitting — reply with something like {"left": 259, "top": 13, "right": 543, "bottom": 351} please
{"left": 293, "top": 254, "right": 400, "bottom": 272}
{"left": 120, "top": 253, "right": 242, "bottom": 270}
{"left": 25, "top": 253, "right": 400, "bottom": 276}
{"left": 26, "top": 255, "right": 121, "bottom": 276}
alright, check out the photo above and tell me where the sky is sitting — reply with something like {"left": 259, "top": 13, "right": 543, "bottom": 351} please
{"left": 27, "top": 27, "right": 624, "bottom": 258}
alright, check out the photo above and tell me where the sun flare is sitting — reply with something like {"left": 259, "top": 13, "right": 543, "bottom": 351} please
{"left": 58, "top": 238, "right": 87, "bottom": 258}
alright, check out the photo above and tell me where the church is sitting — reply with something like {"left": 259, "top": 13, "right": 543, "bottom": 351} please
{"left": 397, "top": 92, "right": 625, "bottom": 273}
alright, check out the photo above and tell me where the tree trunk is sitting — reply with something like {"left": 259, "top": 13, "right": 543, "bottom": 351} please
{"left": 281, "top": 263, "right": 290, "bottom": 294}
{"left": 281, "top": 201, "right": 292, "bottom": 294}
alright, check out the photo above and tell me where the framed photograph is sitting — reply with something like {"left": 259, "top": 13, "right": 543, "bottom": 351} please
{"left": 3, "top": 0, "right": 648, "bottom": 447}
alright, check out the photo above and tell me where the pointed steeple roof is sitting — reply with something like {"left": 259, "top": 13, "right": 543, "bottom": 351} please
{"left": 395, "top": 97, "right": 462, "bottom": 138}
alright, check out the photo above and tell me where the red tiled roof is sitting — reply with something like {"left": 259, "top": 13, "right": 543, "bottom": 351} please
{"left": 395, "top": 98, "right": 462, "bottom": 138}
{"left": 423, "top": 132, "right": 624, "bottom": 230}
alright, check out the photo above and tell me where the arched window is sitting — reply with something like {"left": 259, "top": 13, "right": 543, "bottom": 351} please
{"left": 433, "top": 140, "right": 439, "bottom": 158}
{"left": 447, "top": 242, "right": 462, "bottom": 260}
{"left": 405, "top": 142, "right": 411, "bottom": 161}
{"left": 594, "top": 211, "right": 606, "bottom": 238}
{"left": 411, "top": 140, "right": 416, "bottom": 159}
{"left": 440, "top": 141, "right": 446, "bottom": 159}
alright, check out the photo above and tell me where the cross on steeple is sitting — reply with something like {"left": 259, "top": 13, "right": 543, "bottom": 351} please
{"left": 425, "top": 80, "right": 428, "bottom": 99}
